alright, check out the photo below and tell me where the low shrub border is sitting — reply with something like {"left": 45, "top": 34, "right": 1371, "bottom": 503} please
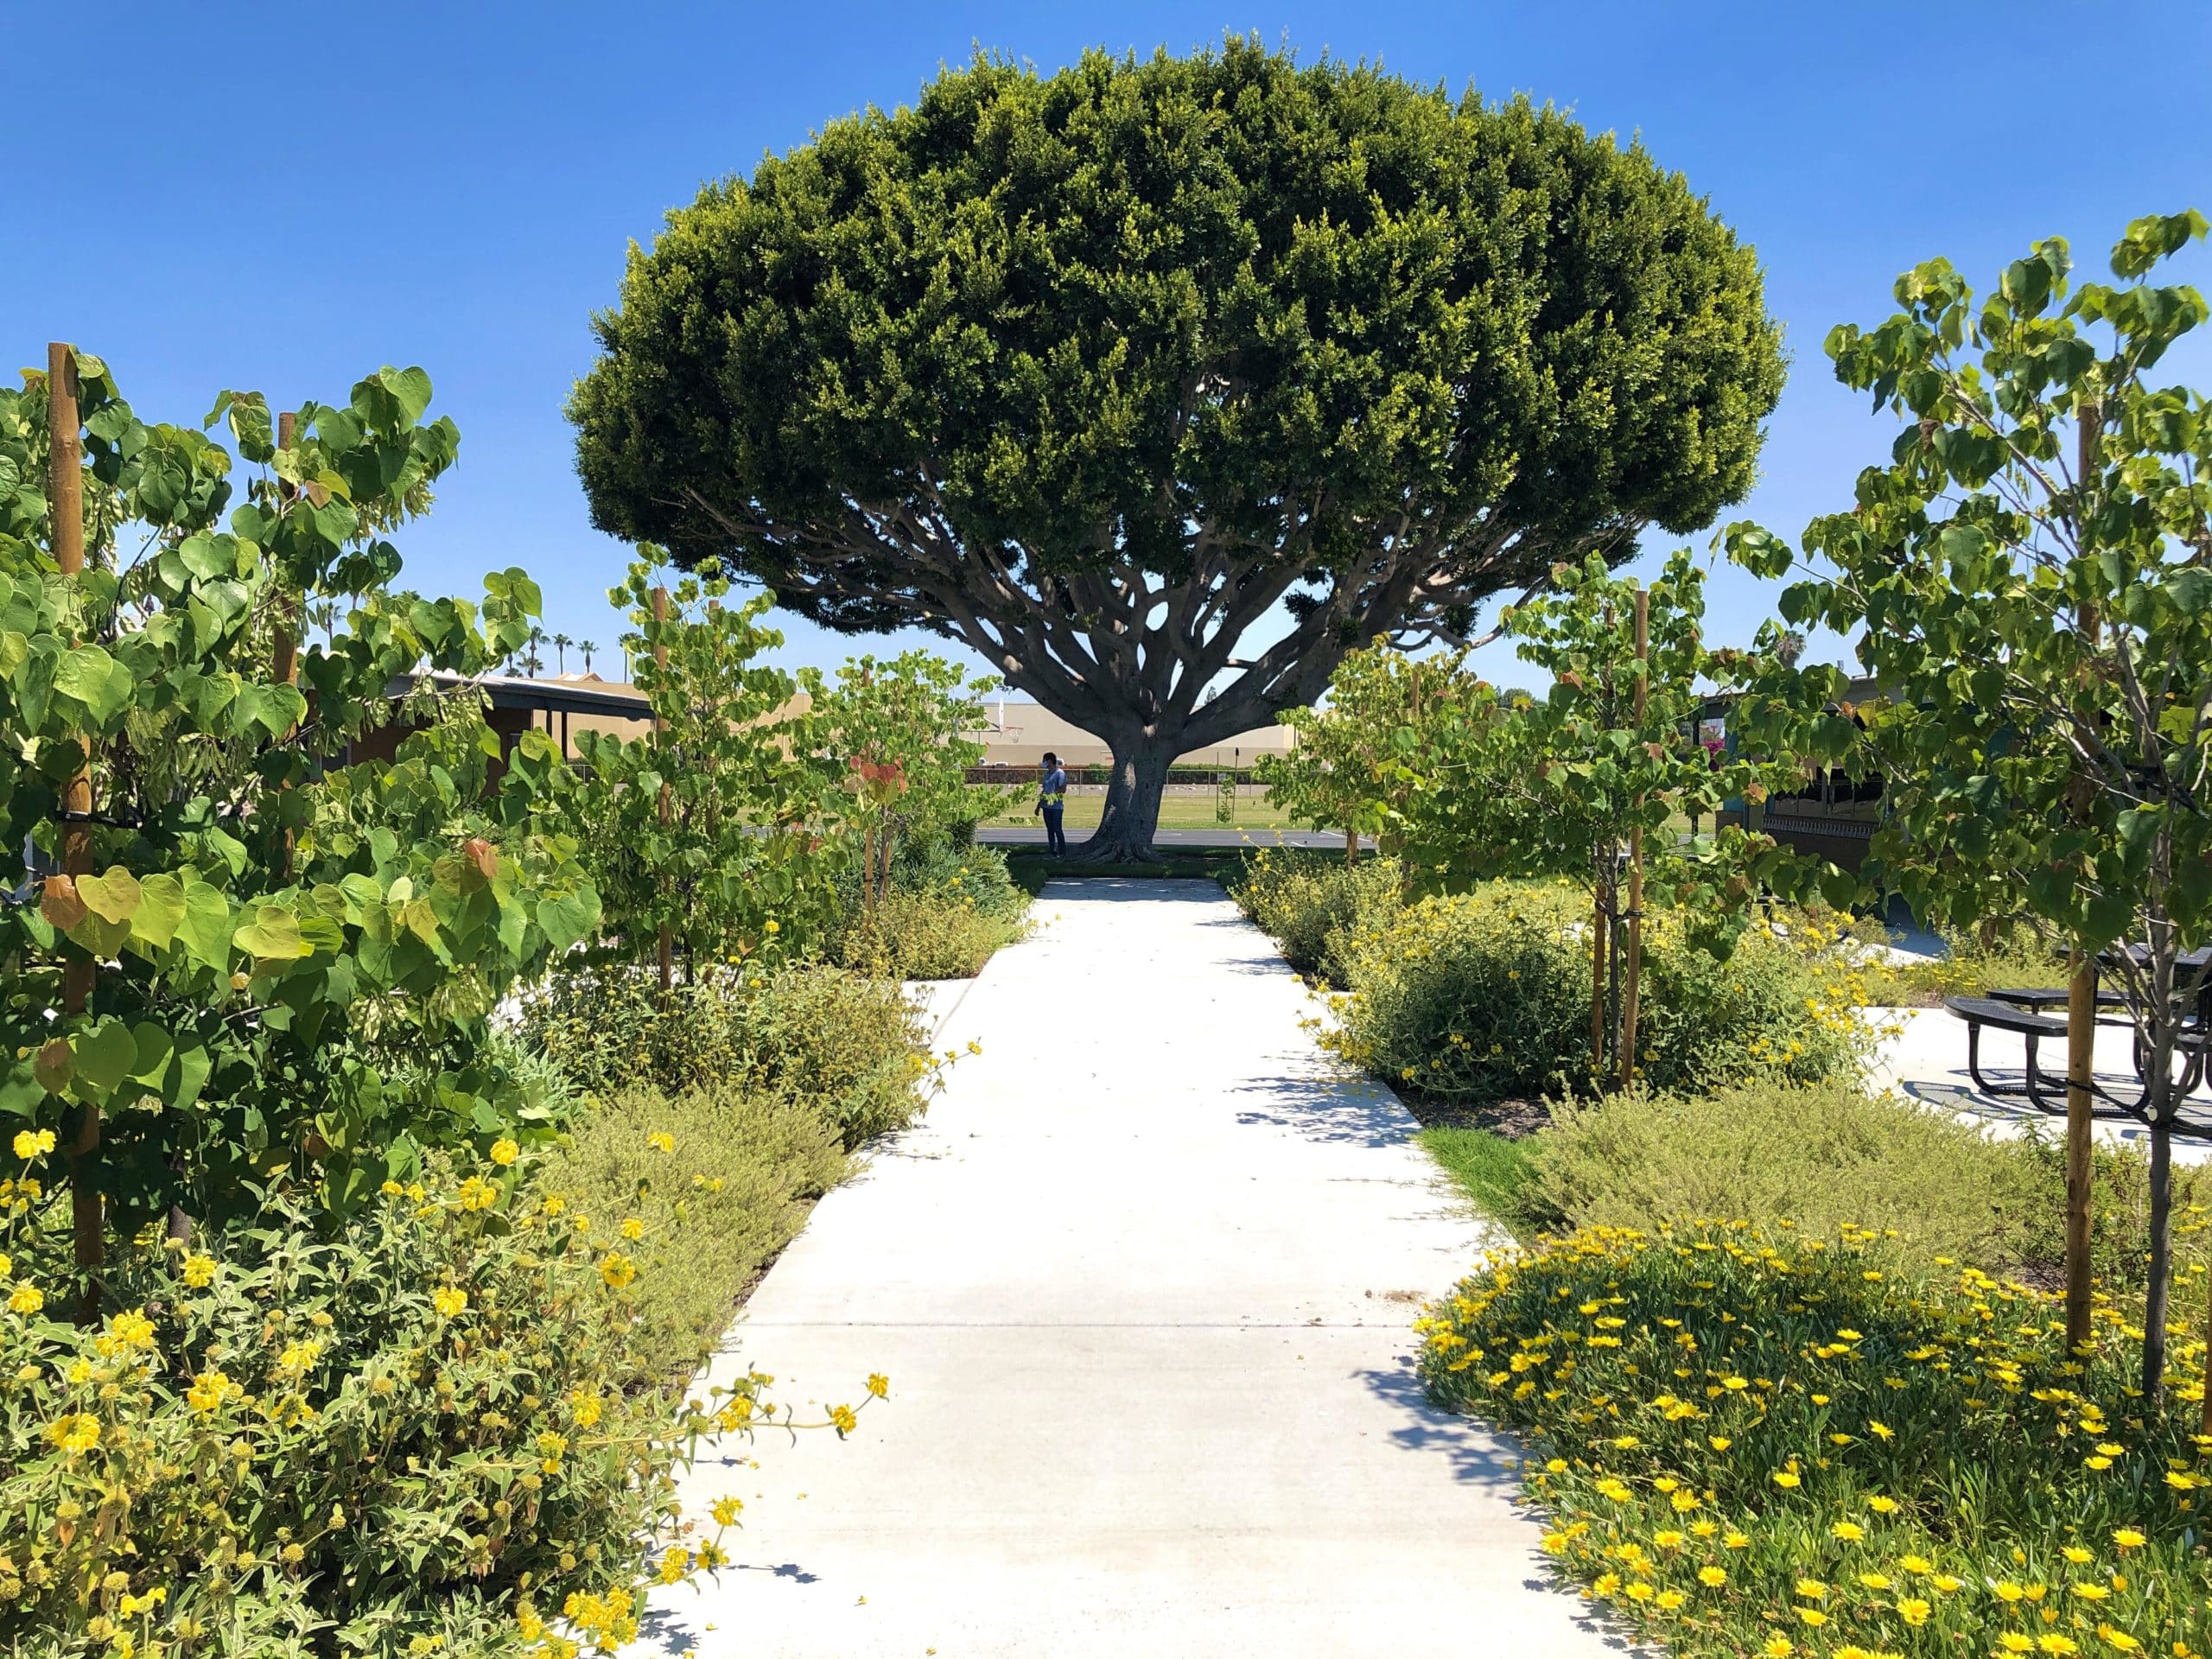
{"left": 1418, "top": 1220, "right": 2212, "bottom": 1659}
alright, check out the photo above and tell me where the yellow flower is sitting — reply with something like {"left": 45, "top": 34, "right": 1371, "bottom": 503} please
{"left": 2164, "top": 1470, "right": 2200, "bottom": 1491}
{"left": 1897, "top": 1597, "right": 1930, "bottom": 1624}
{"left": 1764, "top": 1641, "right": 1794, "bottom": 1658}
{"left": 711, "top": 1496, "right": 744, "bottom": 1526}
{"left": 1655, "top": 1589, "right": 1686, "bottom": 1611}
{"left": 619, "top": 1217, "right": 645, "bottom": 1242}
{"left": 1772, "top": 1469, "right": 1801, "bottom": 1489}
{"left": 1796, "top": 1579, "right": 1828, "bottom": 1601}
{"left": 1832, "top": 1520, "right": 1865, "bottom": 1541}
{"left": 488, "top": 1137, "right": 519, "bottom": 1166}
{"left": 1707, "top": 1434, "right": 1732, "bottom": 1451}
{"left": 1866, "top": 1495, "right": 1899, "bottom": 1514}
{"left": 432, "top": 1287, "right": 467, "bottom": 1318}
{"left": 1698, "top": 1565, "right": 1726, "bottom": 1587}
{"left": 2110, "top": 1528, "right": 2145, "bottom": 1550}
{"left": 1723, "top": 1530, "right": 1751, "bottom": 1549}
{"left": 599, "top": 1252, "right": 637, "bottom": 1289}
{"left": 763, "top": 919, "right": 779, "bottom": 934}
{"left": 47, "top": 1412, "right": 99, "bottom": 1454}
{"left": 187, "top": 1369, "right": 231, "bottom": 1413}
{"left": 456, "top": 1176, "right": 499, "bottom": 1211}
{"left": 1999, "top": 1637, "right": 2035, "bottom": 1655}
{"left": 830, "top": 1403, "right": 858, "bottom": 1434}
{"left": 657, "top": 1546, "right": 690, "bottom": 1585}
{"left": 2062, "top": 1545, "right": 2094, "bottom": 1565}
{"left": 1624, "top": 1581, "right": 1654, "bottom": 1602}
{"left": 181, "top": 1253, "right": 218, "bottom": 1288}
{"left": 9, "top": 1282, "right": 43, "bottom": 1315}
{"left": 1929, "top": 1574, "right": 1964, "bottom": 1593}
{"left": 569, "top": 1389, "right": 604, "bottom": 1427}
{"left": 646, "top": 1131, "right": 675, "bottom": 1154}
{"left": 12, "top": 1128, "right": 55, "bottom": 1161}
{"left": 2036, "top": 1637, "right": 2078, "bottom": 1656}
{"left": 1652, "top": 1529, "right": 1686, "bottom": 1549}
{"left": 1859, "top": 1571, "right": 1891, "bottom": 1589}
{"left": 1796, "top": 1607, "right": 1828, "bottom": 1628}
{"left": 2070, "top": 1583, "right": 2110, "bottom": 1601}
{"left": 867, "top": 1372, "right": 890, "bottom": 1399}
{"left": 2094, "top": 1625, "right": 2142, "bottom": 1653}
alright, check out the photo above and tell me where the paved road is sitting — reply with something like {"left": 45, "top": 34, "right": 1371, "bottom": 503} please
{"left": 979, "top": 825, "right": 1359, "bottom": 850}
{"left": 650, "top": 879, "right": 1611, "bottom": 1657}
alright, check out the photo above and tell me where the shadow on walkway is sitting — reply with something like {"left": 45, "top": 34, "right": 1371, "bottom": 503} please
{"left": 1230, "top": 1071, "right": 1418, "bottom": 1148}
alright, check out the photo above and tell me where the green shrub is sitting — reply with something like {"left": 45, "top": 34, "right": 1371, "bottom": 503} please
{"left": 1528, "top": 1079, "right": 2046, "bottom": 1268}
{"left": 1419, "top": 1220, "right": 2212, "bottom": 1658}
{"left": 890, "top": 836, "right": 1030, "bottom": 926}
{"left": 834, "top": 888, "right": 1023, "bottom": 980}
{"left": 515, "top": 961, "right": 930, "bottom": 1147}
{"left": 535, "top": 1083, "right": 847, "bottom": 1375}
{"left": 0, "top": 1155, "right": 769, "bottom": 1658}
{"left": 1319, "top": 881, "right": 1873, "bottom": 1101}
{"left": 1224, "top": 848, "right": 1402, "bottom": 977}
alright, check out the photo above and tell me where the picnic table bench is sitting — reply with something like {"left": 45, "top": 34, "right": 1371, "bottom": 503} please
{"left": 1944, "top": 984, "right": 2207, "bottom": 1115}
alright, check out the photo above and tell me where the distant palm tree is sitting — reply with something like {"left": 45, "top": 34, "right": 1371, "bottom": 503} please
{"left": 524, "top": 626, "right": 547, "bottom": 677}
{"left": 552, "top": 632, "right": 572, "bottom": 673}
{"left": 307, "top": 598, "right": 339, "bottom": 647}
{"left": 577, "top": 639, "right": 599, "bottom": 674}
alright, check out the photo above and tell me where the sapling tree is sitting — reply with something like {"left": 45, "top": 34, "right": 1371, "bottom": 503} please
{"left": 1261, "top": 643, "right": 1476, "bottom": 865}
{"left": 0, "top": 353, "right": 601, "bottom": 1306}
{"left": 1726, "top": 210, "right": 2212, "bottom": 1395}
{"left": 563, "top": 558, "right": 848, "bottom": 976}
{"left": 569, "top": 40, "right": 1783, "bottom": 859}
{"left": 810, "top": 652, "right": 997, "bottom": 910}
{"left": 1380, "top": 550, "right": 1798, "bottom": 1084}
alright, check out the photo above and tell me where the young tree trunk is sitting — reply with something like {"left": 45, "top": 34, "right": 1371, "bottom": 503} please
{"left": 1588, "top": 859, "right": 1612, "bottom": 1078}
{"left": 1083, "top": 731, "right": 1179, "bottom": 861}
{"left": 2144, "top": 1116, "right": 2174, "bottom": 1398}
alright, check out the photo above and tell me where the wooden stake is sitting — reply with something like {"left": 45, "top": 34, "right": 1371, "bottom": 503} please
{"left": 2063, "top": 400, "right": 2105, "bottom": 1354}
{"left": 1344, "top": 824, "right": 1358, "bottom": 868}
{"left": 271, "top": 411, "right": 301, "bottom": 880}
{"left": 2063, "top": 594, "right": 2102, "bottom": 1354}
{"left": 49, "top": 344, "right": 102, "bottom": 1322}
{"left": 652, "top": 585, "right": 674, "bottom": 1003}
{"left": 1618, "top": 588, "right": 1649, "bottom": 1090}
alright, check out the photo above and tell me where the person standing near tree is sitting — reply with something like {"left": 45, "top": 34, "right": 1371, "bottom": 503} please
{"left": 1034, "top": 752, "right": 1068, "bottom": 857}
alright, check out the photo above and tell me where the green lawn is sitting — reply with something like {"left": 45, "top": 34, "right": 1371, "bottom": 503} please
{"left": 988, "top": 792, "right": 1301, "bottom": 832}
{"left": 1417, "top": 1125, "right": 1541, "bottom": 1236}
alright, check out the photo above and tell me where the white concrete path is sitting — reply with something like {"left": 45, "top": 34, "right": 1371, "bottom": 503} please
{"left": 645, "top": 879, "right": 1611, "bottom": 1658}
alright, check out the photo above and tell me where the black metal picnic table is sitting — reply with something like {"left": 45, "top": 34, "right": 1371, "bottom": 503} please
{"left": 1942, "top": 944, "right": 2212, "bottom": 1125}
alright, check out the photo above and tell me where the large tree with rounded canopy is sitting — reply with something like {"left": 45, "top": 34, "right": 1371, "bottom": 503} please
{"left": 569, "top": 39, "right": 1783, "bottom": 857}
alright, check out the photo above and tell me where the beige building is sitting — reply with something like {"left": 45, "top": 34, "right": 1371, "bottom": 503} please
{"left": 966, "top": 699, "right": 1295, "bottom": 769}
{"left": 373, "top": 676, "right": 1294, "bottom": 773}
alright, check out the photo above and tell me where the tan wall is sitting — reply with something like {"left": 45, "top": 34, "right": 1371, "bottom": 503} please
{"left": 442, "top": 680, "right": 1294, "bottom": 772}
{"left": 964, "top": 701, "right": 1296, "bottom": 768}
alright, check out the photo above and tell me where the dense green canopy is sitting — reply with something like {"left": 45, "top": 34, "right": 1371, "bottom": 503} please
{"left": 571, "top": 39, "right": 1783, "bottom": 854}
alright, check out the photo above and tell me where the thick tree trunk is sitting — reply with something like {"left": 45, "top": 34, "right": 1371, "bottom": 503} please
{"left": 1083, "top": 731, "right": 1179, "bottom": 861}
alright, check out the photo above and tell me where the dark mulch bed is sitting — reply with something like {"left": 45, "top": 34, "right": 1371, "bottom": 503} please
{"left": 1392, "top": 1091, "right": 1553, "bottom": 1140}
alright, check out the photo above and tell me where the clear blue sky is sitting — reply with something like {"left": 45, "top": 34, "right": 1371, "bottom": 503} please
{"left": 10, "top": 0, "right": 2209, "bottom": 690}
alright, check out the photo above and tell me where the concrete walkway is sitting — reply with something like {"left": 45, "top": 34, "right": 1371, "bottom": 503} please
{"left": 647, "top": 880, "right": 1610, "bottom": 1657}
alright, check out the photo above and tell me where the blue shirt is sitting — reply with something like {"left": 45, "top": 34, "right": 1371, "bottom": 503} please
{"left": 1039, "top": 766, "right": 1066, "bottom": 807}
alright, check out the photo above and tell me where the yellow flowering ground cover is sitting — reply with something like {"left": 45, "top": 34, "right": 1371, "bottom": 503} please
{"left": 0, "top": 1140, "right": 884, "bottom": 1658}
{"left": 1418, "top": 1221, "right": 2212, "bottom": 1659}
